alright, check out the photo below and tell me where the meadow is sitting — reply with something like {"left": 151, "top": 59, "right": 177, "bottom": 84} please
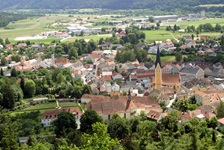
{"left": 11, "top": 101, "right": 81, "bottom": 116}
{"left": 164, "top": 18, "right": 224, "bottom": 29}
{"left": 63, "top": 34, "right": 112, "bottom": 43}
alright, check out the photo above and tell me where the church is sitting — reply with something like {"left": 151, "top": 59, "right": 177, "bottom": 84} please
{"left": 151, "top": 47, "right": 181, "bottom": 92}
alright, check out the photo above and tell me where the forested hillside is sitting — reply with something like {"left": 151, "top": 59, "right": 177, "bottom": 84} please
{"left": 0, "top": 12, "right": 36, "bottom": 27}
{"left": 0, "top": 0, "right": 224, "bottom": 12}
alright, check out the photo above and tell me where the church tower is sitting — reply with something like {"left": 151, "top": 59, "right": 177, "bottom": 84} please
{"left": 155, "top": 46, "right": 162, "bottom": 90}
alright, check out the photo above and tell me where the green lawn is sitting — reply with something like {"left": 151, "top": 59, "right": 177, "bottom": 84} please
{"left": 143, "top": 29, "right": 174, "bottom": 42}
{"left": 151, "top": 54, "right": 188, "bottom": 62}
{"left": 11, "top": 101, "right": 79, "bottom": 116}
{"left": 63, "top": 34, "right": 112, "bottom": 42}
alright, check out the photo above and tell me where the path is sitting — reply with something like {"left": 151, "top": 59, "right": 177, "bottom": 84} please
{"left": 166, "top": 94, "right": 177, "bottom": 108}
{"left": 169, "top": 32, "right": 179, "bottom": 43}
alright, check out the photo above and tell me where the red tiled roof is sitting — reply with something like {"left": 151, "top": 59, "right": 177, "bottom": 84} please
{"left": 147, "top": 110, "right": 162, "bottom": 121}
{"left": 218, "top": 118, "right": 224, "bottom": 125}
{"left": 41, "top": 107, "right": 83, "bottom": 119}
{"left": 162, "top": 74, "right": 180, "bottom": 84}
{"left": 84, "top": 94, "right": 160, "bottom": 114}
{"left": 89, "top": 53, "right": 101, "bottom": 59}
{"left": 55, "top": 58, "right": 69, "bottom": 65}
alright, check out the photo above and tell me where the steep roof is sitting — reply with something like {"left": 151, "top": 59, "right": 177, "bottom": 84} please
{"left": 162, "top": 74, "right": 180, "bottom": 84}
{"left": 85, "top": 94, "right": 160, "bottom": 114}
{"left": 155, "top": 46, "right": 161, "bottom": 68}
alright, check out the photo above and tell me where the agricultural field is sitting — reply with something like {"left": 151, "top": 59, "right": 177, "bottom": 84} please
{"left": 164, "top": 18, "right": 224, "bottom": 29}
{"left": 143, "top": 29, "right": 174, "bottom": 42}
{"left": 62, "top": 34, "right": 112, "bottom": 43}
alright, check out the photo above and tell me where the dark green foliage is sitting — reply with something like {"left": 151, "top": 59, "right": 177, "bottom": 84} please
{"left": 11, "top": 68, "right": 17, "bottom": 77}
{"left": 53, "top": 111, "right": 78, "bottom": 137}
{"left": 0, "top": 68, "right": 3, "bottom": 76}
{"left": 0, "top": 12, "right": 35, "bottom": 27}
{"left": 0, "top": 79, "right": 16, "bottom": 109}
{"left": 1, "top": 0, "right": 224, "bottom": 13}
{"left": 0, "top": 56, "right": 7, "bottom": 66}
{"left": 80, "top": 109, "right": 103, "bottom": 133}
{"left": 217, "top": 101, "right": 224, "bottom": 118}
{"left": 0, "top": 110, "right": 19, "bottom": 150}
{"left": 12, "top": 111, "right": 42, "bottom": 137}
{"left": 108, "top": 114, "right": 129, "bottom": 140}
{"left": 175, "top": 52, "right": 182, "bottom": 62}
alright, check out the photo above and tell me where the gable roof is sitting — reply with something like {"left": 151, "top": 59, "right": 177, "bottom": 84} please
{"left": 41, "top": 107, "right": 83, "bottom": 120}
{"left": 179, "top": 67, "right": 201, "bottom": 75}
{"left": 84, "top": 94, "right": 160, "bottom": 114}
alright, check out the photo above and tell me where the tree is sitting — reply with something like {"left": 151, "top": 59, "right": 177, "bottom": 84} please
{"left": 80, "top": 109, "right": 103, "bottom": 133}
{"left": 1, "top": 56, "right": 7, "bottom": 66}
{"left": 148, "top": 16, "right": 154, "bottom": 23}
{"left": 5, "top": 38, "right": 10, "bottom": 44}
{"left": 80, "top": 30, "right": 84, "bottom": 36}
{"left": 11, "top": 55, "right": 21, "bottom": 62}
{"left": 53, "top": 111, "right": 78, "bottom": 137}
{"left": 20, "top": 77, "right": 25, "bottom": 94}
{"left": 11, "top": 68, "right": 17, "bottom": 77}
{"left": 0, "top": 68, "right": 3, "bottom": 76}
{"left": 0, "top": 38, "right": 3, "bottom": 45}
{"left": 81, "top": 122, "right": 119, "bottom": 150}
{"left": 0, "top": 80, "right": 16, "bottom": 109}
{"left": 83, "top": 84, "right": 92, "bottom": 94}
{"left": 175, "top": 52, "right": 182, "bottom": 62}
{"left": 108, "top": 114, "right": 129, "bottom": 140}
{"left": 217, "top": 101, "right": 224, "bottom": 118}
{"left": 71, "top": 32, "right": 75, "bottom": 37}
{"left": 0, "top": 110, "right": 19, "bottom": 149}
{"left": 25, "top": 80, "right": 36, "bottom": 98}
{"left": 68, "top": 47, "right": 78, "bottom": 60}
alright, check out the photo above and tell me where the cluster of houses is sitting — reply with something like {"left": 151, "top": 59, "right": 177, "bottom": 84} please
{"left": 1, "top": 26, "right": 224, "bottom": 131}
{"left": 38, "top": 41, "right": 224, "bottom": 130}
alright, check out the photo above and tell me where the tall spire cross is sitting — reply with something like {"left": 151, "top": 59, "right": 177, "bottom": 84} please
{"left": 155, "top": 46, "right": 161, "bottom": 68}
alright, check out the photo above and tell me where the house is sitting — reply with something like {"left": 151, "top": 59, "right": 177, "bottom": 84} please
{"left": 181, "top": 107, "right": 216, "bottom": 123}
{"left": 194, "top": 90, "right": 221, "bottom": 111}
{"left": 204, "top": 49, "right": 216, "bottom": 56}
{"left": 187, "top": 41, "right": 196, "bottom": 48}
{"left": 147, "top": 110, "right": 163, "bottom": 122}
{"left": 55, "top": 58, "right": 69, "bottom": 68}
{"left": 197, "top": 50, "right": 205, "bottom": 55}
{"left": 6, "top": 44, "right": 13, "bottom": 50}
{"left": 179, "top": 67, "right": 204, "bottom": 79}
{"left": 218, "top": 118, "right": 224, "bottom": 132}
{"left": 73, "top": 60, "right": 84, "bottom": 69}
{"left": 111, "top": 82, "right": 120, "bottom": 92}
{"left": 112, "top": 73, "right": 123, "bottom": 80}
{"left": 84, "top": 53, "right": 101, "bottom": 63}
{"left": 162, "top": 63, "right": 173, "bottom": 74}
{"left": 17, "top": 43, "right": 27, "bottom": 48}
{"left": 84, "top": 93, "right": 162, "bottom": 121}
{"left": 41, "top": 107, "right": 83, "bottom": 129}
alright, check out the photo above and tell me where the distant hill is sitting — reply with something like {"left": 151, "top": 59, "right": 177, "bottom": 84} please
{"left": 0, "top": 0, "right": 224, "bottom": 12}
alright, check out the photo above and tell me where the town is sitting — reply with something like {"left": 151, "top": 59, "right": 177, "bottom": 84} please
{"left": 0, "top": 4, "right": 224, "bottom": 150}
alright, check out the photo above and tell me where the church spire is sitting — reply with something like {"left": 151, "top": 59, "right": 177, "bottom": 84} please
{"left": 155, "top": 46, "right": 161, "bottom": 68}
